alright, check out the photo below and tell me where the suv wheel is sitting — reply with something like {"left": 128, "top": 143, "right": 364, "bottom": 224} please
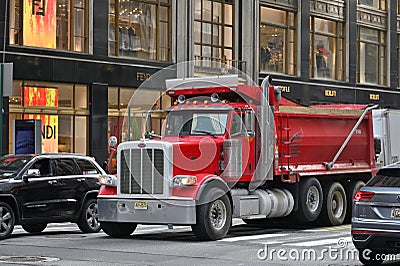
{"left": 22, "top": 223, "right": 47, "bottom": 233}
{"left": 0, "top": 202, "right": 15, "bottom": 240}
{"left": 77, "top": 199, "right": 101, "bottom": 233}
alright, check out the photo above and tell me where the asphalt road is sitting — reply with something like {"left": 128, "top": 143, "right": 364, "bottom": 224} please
{"left": 0, "top": 219, "right": 398, "bottom": 265}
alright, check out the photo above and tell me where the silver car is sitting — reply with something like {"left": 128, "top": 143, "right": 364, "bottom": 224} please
{"left": 352, "top": 161, "right": 400, "bottom": 265}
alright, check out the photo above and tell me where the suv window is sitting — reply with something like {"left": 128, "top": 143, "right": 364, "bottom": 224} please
{"left": 76, "top": 159, "right": 100, "bottom": 175}
{"left": 366, "top": 169, "right": 400, "bottom": 187}
{"left": 0, "top": 156, "right": 33, "bottom": 179}
{"left": 52, "top": 158, "right": 80, "bottom": 176}
{"left": 30, "top": 158, "right": 52, "bottom": 177}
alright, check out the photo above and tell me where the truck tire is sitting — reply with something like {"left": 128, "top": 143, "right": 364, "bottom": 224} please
{"left": 192, "top": 189, "right": 232, "bottom": 240}
{"left": 294, "top": 177, "right": 323, "bottom": 223}
{"left": 77, "top": 199, "right": 101, "bottom": 233}
{"left": 22, "top": 223, "right": 47, "bottom": 233}
{"left": 344, "top": 180, "right": 365, "bottom": 223}
{"left": 0, "top": 202, "right": 15, "bottom": 240}
{"left": 101, "top": 222, "right": 137, "bottom": 238}
{"left": 320, "top": 182, "right": 347, "bottom": 226}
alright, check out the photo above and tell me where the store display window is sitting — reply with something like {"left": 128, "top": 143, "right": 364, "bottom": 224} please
{"left": 259, "top": 6, "right": 296, "bottom": 76}
{"left": 9, "top": 0, "right": 89, "bottom": 52}
{"left": 310, "top": 17, "right": 345, "bottom": 81}
{"left": 357, "top": 26, "right": 386, "bottom": 85}
{"left": 108, "top": 0, "right": 171, "bottom": 61}
{"left": 9, "top": 81, "right": 89, "bottom": 154}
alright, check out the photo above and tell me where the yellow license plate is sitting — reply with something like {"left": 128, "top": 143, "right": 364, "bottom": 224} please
{"left": 134, "top": 201, "right": 148, "bottom": 210}
{"left": 391, "top": 208, "right": 400, "bottom": 218}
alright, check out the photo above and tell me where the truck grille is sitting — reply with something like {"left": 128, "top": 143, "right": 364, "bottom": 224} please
{"left": 120, "top": 148, "right": 164, "bottom": 194}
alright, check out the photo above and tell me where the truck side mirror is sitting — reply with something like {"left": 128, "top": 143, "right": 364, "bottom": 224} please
{"left": 374, "top": 138, "right": 382, "bottom": 156}
{"left": 245, "top": 111, "right": 255, "bottom": 137}
{"left": 145, "top": 112, "right": 152, "bottom": 134}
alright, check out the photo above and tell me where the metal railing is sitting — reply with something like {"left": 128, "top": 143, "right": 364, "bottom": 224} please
{"left": 194, "top": 56, "right": 247, "bottom": 78}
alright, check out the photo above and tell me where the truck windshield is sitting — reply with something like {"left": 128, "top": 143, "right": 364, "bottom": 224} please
{"left": 165, "top": 111, "right": 228, "bottom": 136}
{"left": 0, "top": 155, "right": 32, "bottom": 179}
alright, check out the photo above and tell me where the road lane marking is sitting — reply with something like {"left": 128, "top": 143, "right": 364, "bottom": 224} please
{"left": 219, "top": 233, "right": 288, "bottom": 242}
{"left": 283, "top": 236, "right": 352, "bottom": 247}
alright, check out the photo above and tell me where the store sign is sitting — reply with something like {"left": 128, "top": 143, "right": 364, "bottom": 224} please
{"left": 23, "top": 0, "right": 56, "bottom": 48}
{"left": 325, "top": 90, "right": 337, "bottom": 97}
{"left": 370, "top": 93, "right": 380, "bottom": 101}
{"left": 23, "top": 87, "right": 58, "bottom": 153}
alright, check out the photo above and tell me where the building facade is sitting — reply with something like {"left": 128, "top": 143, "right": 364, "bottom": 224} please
{"left": 1, "top": 0, "right": 400, "bottom": 163}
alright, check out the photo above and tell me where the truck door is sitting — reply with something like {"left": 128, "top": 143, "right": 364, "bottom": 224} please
{"left": 229, "top": 111, "right": 255, "bottom": 178}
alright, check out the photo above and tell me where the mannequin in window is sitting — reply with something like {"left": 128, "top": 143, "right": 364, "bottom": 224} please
{"left": 128, "top": 26, "right": 137, "bottom": 56}
{"left": 119, "top": 26, "right": 129, "bottom": 56}
{"left": 316, "top": 49, "right": 328, "bottom": 77}
{"left": 261, "top": 46, "right": 271, "bottom": 70}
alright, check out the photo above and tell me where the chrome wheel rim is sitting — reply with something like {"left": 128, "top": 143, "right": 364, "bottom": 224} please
{"left": 209, "top": 199, "right": 227, "bottom": 231}
{"left": 331, "top": 191, "right": 344, "bottom": 219}
{"left": 86, "top": 202, "right": 99, "bottom": 230}
{"left": 0, "top": 206, "right": 13, "bottom": 236}
{"left": 306, "top": 186, "right": 320, "bottom": 213}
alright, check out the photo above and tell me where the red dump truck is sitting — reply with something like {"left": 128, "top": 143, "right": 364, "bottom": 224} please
{"left": 98, "top": 75, "right": 377, "bottom": 240}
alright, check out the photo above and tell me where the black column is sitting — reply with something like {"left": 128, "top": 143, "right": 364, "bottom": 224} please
{"left": 389, "top": 0, "right": 398, "bottom": 89}
{"left": 2, "top": 97, "right": 8, "bottom": 155}
{"left": 300, "top": 1, "right": 310, "bottom": 82}
{"left": 93, "top": 0, "right": 109, "bottom": 57}
{"left": 89, "top": 83, "right": 108, "bottom": 165}
{"left": 348, "top": 0, "right": 357, "bottom": 86}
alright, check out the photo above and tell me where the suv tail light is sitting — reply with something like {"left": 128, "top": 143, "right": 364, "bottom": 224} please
{"left": 354, "top": 191, "right": 375, "bottom": 202}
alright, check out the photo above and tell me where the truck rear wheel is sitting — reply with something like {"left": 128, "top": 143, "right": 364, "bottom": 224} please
{"left": 294, "top": 177, "right": 323, "bottom": 223}
{"left": 345, "top": 180, "right": 365, "bottom": 223}
{"left": 192, "top": 189, "right": 232, "bottom": 240}
{"left": 101, "top": 222, "right": 137, "bottom": 238}
{"left": 320, "top": 182, "right": 347, "bottom": 225}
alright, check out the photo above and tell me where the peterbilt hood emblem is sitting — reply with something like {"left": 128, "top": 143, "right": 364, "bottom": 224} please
{"left": 138, "top": 143, "right": 146, "bottom": 148}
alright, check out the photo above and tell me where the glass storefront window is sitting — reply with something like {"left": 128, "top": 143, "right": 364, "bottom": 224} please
{"left": 108, "top": 0, "right": 171, "bottom": 61}
{"left": 107, "top": 87, "right": 170, "bottom": 173}
{"left": 310, "top": 17, "right": 345, "bottom": 81}
{"left": 8, "top": 81, "right": 89, "bottom": 154}
{"left": 9, "top": 0, "right": 89, "bottom": 52}
{"left": 194, "top": 0, "right": 234, "bottom": 63}
{"left": 260, "top": 6, "right": 296, "bottom": 76}
{"left": 357, "top": 26, "right": 386, "bottom": 85}
{"left": 359, "top": 0, "right": 386, "bottom": 10}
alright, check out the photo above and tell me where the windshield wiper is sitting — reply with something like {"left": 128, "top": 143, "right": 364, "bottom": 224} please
{"left": 191, "top": 130, "right": 217, "bottom": 138}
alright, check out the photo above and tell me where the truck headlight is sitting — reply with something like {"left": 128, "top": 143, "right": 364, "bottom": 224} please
{"left": 173, "top": 175, "right": 197, "bottom": 186}
{"left": 99, "top": 174, "right": 118, "bottom": 187}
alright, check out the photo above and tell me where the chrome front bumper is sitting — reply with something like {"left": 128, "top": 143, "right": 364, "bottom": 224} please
{"left": 98, "top": 197, "right": 196, "bottom": 225}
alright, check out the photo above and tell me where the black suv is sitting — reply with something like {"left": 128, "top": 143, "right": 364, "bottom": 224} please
{"left": 0, "top": 153, "right": 104, "bottom": 240}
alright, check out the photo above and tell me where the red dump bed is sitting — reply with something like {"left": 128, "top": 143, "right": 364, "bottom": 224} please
{"left": 274, "top": 104, "right": 375, "bottom": 177}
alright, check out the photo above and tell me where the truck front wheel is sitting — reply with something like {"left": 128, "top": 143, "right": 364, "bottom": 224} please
{"left": 295, "top": 177, "right": 323, "bottom": 223}
{"left": 101, "top": 222, "right": 137, "bottom": 238}
{"left": 192, "top": 190, "right": 232, "bottom": 240}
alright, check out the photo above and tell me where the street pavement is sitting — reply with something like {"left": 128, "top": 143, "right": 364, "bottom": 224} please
{"left": 0, "top": 219, "right": 398, "bottom": 265}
